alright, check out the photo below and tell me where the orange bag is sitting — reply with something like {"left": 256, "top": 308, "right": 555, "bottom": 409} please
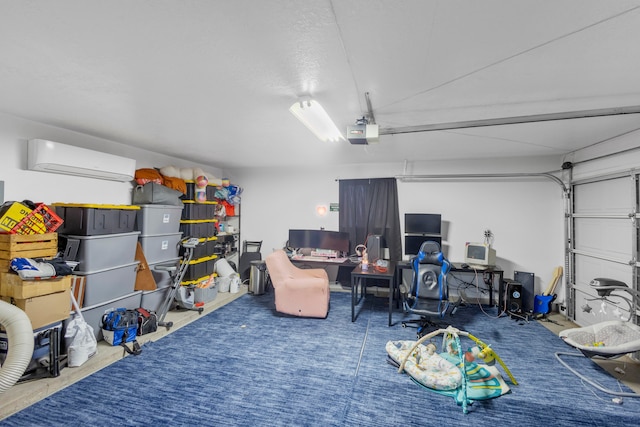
{"left": 162, "top": 175, "right": 187, "bottom": 195}
{"left": 135, "top": 168, "right": 163, "bottom": 185}
{"left": 221, "top": 200, "right": 235, "bottom": 216}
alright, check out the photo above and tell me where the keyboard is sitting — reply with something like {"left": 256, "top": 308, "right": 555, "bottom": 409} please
{"left": 466, "top": 264, "right": 489, "bottom": 270}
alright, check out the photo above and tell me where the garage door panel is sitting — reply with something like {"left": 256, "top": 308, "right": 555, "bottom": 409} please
{"left": 574, "top": 255, "right": 632, "bottom": 289}
{"left": 571, "top": 170, "right": 637, "bottom": 327}
{"left": 573, "top": 177, "right": 633, "bottom": 215}
{"left": 573, "top": 218, "right": 633, "bottom": 261}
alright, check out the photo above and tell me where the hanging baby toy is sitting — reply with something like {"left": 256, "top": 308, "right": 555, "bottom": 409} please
{"left": 386, "top": 326, "right": 517, "bottom": 414}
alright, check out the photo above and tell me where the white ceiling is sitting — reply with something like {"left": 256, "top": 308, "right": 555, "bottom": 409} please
{"left": 1, "top": 0, "right": 640, "bottom": 169}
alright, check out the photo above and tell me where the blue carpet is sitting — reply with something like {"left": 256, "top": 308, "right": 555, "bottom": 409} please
{"left": 3, "top": 292, "right": 640, "bottom": 426}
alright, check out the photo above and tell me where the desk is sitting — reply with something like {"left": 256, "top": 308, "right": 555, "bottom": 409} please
{"left": 450, "top": 263, "right": 503, "bottom": 306}
{"left": 395, "top": 261, "right": 503, "bottom": 307}
{"left": 291, "top": 256, "right": 359, "bottom": 288}
{"left": 290, "top": 256, "right": 359, "bottom": 268}
{"left": 350, "top": 262, "right": 395, "bottom": 326}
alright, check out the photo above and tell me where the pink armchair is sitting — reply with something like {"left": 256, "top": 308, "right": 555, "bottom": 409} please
{"left": 264, "top": 250, "right": 330, "bottom": 318}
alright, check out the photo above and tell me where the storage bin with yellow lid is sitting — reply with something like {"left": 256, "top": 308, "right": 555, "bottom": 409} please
{"left": 52, "top": 203, "right": 140, "bottom": 236}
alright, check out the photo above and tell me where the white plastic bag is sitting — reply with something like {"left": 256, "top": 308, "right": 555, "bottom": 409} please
{"left": 230, "top": 274, "right": 240, "bottom": 293}
{"left": 65, "top": 293, "right": 97, "bottom": 367}
{"left": 217, "top": 276, "right": 231, "bottom": 293}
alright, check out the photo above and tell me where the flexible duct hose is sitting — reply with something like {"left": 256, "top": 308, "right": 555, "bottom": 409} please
{"left": 0, "top": 299, "right": 34, "bottom": 395}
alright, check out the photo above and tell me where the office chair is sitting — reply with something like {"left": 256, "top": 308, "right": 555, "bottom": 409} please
{"left": 400, "top": 240, "right": 452, "bottom": 337}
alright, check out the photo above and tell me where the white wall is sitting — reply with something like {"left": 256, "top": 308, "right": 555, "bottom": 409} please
{"left": 0, "top": 112, "right": 223, "bottom": 204}
{"left": 0, "top": 110, "right": 569, "bottom": 298}
{"left": 231, "top": 155, "right": 567, "bottom": 297}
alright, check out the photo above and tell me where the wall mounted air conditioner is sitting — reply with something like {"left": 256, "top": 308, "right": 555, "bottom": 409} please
{"left": 27, "top": 139, "right": 136, "bottom": 182}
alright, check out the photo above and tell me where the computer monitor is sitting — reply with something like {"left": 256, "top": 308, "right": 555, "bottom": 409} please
{"left": 405, "top": 235, "right": 441, "bottom": 256}
{"left": 404, "top": 213, "right": 441, "bottom": 235}
{"left": 288, "top": 229, "right": 350, "bottom": 254}
{"left": 464, "top": 242, "right": 496, "bottom": 267}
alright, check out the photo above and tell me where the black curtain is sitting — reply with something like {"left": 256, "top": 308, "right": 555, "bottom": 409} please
{"left": 338, "top": 178, "right": 402, "bottom": 261}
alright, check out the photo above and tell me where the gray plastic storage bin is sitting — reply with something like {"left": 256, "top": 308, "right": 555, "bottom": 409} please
{"left": 139, "top": 232, "right": 183, "bottom": 264}
{"left": 179, "top": 220, "right": 216, "bottom": 239}
{"left": 183, "top": 255, "right": 216, "bottom": 282}
{"left": 62, "top": 231, "right": 140, "bottom": 272}
{"left": 194, "top": 284, "right": 218, "bottom": 304}
{"left": 140, "top": 286, "right": 171, "bottom": 312}
{"left": 181, "top": 201, "right": 216, "bottom": 220}
{"left": 135, "top": 204, "right": 183, "bottom": 235}
{"left": 75, "top": 261, "right": 140, "bottom": 306}
{"left": 179, "top": 236, "right": 216, "bottom": 259}
{"left": 52, "top": 204, "right": 139, "bottom": 236}
{"left": 64, "top": 291, "right": 142, "bottom": 341}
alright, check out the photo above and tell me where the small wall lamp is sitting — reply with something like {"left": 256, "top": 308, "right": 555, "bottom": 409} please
{"left": 316, "top": 205, "right": 328, "bottom": 216}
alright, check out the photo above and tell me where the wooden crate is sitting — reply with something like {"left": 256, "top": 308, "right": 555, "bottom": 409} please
{"left": 0, "top": 233, "right": 58, "bottom": 272}
{"left": 0, "top": 273, "right": 71, "bottom": 299}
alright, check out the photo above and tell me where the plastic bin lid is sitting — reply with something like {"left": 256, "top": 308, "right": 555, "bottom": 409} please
{"left": 187, "top": 254, "right": 218, "bottom": 265}
{"left": 51, "top": 203, "right": 140, "bottom": 210}
{"left": 135, "top": 204, "right": 185, "bottom": 209}
{"left": 182, "top": 200, "right": 217, "bottom": 205}
{"left": 181, "top": 272, "right": 215, "bottom": 286}
{"left": 194, "top": 236, "right": 218, "bottom": 242}
{"left": 65, "top": 231, "right": 141, "bottom": 240}
{"left": 73, "top": 260, "right": 140, "bottom": 276}
{"left": 184, "top": 180, "right": 219, "bottom": 187}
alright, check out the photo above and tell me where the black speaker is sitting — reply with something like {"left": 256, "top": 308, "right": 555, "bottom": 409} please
{"left": 506, "top": 282, "right": 523, "bottom": 314}
{"left": 514, "top": 271, "right": 535, "bottom": 314}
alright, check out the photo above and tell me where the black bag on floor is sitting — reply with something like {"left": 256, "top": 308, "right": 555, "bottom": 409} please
{"left": 136, "top": 308, "right": 158, "bottom": 336}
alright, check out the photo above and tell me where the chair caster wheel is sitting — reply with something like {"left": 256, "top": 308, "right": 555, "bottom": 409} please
{"left": 402, "top": 323, "right": 407, "bottom": 328}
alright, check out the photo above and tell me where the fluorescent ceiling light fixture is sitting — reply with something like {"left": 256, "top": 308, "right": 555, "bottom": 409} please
{"left": 289, "top": 99, "right": 345, "bottom": 142}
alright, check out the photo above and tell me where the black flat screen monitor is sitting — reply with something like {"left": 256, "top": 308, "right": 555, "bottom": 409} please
{"left": 405, "top": 213, "right": 441, "bottom": 235}
{"left": 288, "top": 229, "right": 350, "bottom": 253}
{"left": 405, "top": 235, "right": 442, "bottom": 256}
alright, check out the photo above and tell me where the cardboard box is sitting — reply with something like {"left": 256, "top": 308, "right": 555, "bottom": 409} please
{"left": 0, "top": 274, "right": 71, "bottom": 299}
{"left": 2, "top": 289, "right": 71, "bottom": 329}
